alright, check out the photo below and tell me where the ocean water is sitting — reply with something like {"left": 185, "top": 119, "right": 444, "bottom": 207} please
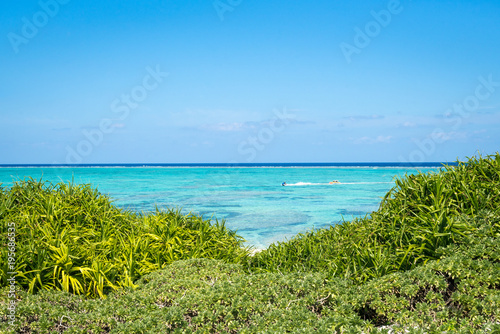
{"left": 0, "top": 165, "right": 442, "bottom": 249}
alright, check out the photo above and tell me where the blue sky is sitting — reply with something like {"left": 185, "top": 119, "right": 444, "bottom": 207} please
{"left": 1, "top": 0, "right": 499, "bottom": 164}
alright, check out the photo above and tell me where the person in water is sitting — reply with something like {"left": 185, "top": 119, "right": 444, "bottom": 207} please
{"left": 329, "top": 180, "right": 339, "bottom": 184}
{"left": 282, "top": 182, "right": 286, "bottom": 186}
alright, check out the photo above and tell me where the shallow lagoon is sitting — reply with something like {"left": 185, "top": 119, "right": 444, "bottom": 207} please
{"left": 0, "top": 165, "right": 440, "bottom": 249}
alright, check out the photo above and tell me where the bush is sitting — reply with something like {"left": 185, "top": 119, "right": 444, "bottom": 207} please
{"left": 351, "top": 214, "right": 500, "bottom": 333}
{"left": 248, "top": 153, "right": 500, "bottom": 283}
{"left": 0, "top": 178, "right": 249, "bottom": 298}
{"left": 2, "top": 227, "right": 499, "bottom": 333}
{"left": 1, "top": 153, "right": 499, "bottom": 332}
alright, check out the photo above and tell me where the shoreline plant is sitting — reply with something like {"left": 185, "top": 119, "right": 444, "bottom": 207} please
{"left": 248, "top": 153, "right": 500, "bottom": 282}
{"left": 0, "top": 178, "right": 249, "bottom": 298}
{"left": 1, "top": 153, "right": 499, "bottom": 332}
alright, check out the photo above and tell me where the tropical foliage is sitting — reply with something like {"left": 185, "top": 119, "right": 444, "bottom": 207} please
{"left": 0, "top": 179, "right": 248, "bottom": 298}
{"left": 1, "top": 153, "right": 499, "bottom": 332}
{"left": 1, "top": 223, "right": 499, "bottom": 333}
{"left": 249, "top": 153, "right": 500, "bottom": 282}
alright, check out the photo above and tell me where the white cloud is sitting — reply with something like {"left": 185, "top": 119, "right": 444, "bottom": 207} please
{"left": 398, "top": 121, "right": 417, "bottom": 128}
{"left": 353, "top": 135, "right": 392, "bottom": 144}
{"left": 343, "top": 114, "right": 385, "bottom": 121}
{"left": 200, "top": 122, "right": 253, "bottom": 132}
{"left": 430, "top": 131, "right": 467, "bottom": 142}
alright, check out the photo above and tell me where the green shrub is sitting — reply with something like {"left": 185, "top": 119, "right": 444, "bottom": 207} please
{"left": 1, "top": 153, "right": 499, "bottom": 332}
{"left": 248, "top": 153, "right": 500, "bottom": 282}
{"left": 0, "top": 178, "right": 249, "bottom": 298}
{"left": 0, "top": 258, "right": 364, "bottom": 333}
{"left": 2, "top": 230, "right": 499, "bottom": 334}
{"left": 351, "top": 215, "right": 500, "bottom": 333}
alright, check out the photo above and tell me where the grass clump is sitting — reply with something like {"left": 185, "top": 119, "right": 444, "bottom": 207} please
{"left": 1, "top": 153, "right": 499, "bottom": 332}
{"left": 350, "top": 213, "right": 500, "bottom": 332}
{"left": 0, "top": 178, "right": 249, "bottom": 298}
{"left": 248, "top": 153, "right": 500, "bottom": 282}
{"left": 1, "top": 220, "right": 499, "bottom": 333}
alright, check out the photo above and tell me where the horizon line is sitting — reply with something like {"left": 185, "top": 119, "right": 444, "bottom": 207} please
{"left": 0, "top": 162, "right": 458, "bottom": 167}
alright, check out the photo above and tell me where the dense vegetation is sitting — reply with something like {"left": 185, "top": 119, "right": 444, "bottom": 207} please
{"left": 1, "top": 153, "right": 499, "bottom": 333}
{"left": 249, "top": 154, "right": 500, "bottom": 282}
{"left": 0, "top": 179, "right": 248, "bottom": 298}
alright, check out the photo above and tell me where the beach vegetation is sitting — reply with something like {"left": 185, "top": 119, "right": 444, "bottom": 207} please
{"left": 248, "top": 153, "right": 500, "bottom": 283}
{"left": 1, "top": 152, "right": 499, "bottom": 332}
{"left": 0, "top": 178, "right": 248, "bottom": 298}
{"left": 1, "top": 222, "right": 498, "bottom": 332}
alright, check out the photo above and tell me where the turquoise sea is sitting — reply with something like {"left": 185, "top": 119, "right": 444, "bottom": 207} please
{"left": 0, "top": 165, "right": 442, "bottom": 249}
